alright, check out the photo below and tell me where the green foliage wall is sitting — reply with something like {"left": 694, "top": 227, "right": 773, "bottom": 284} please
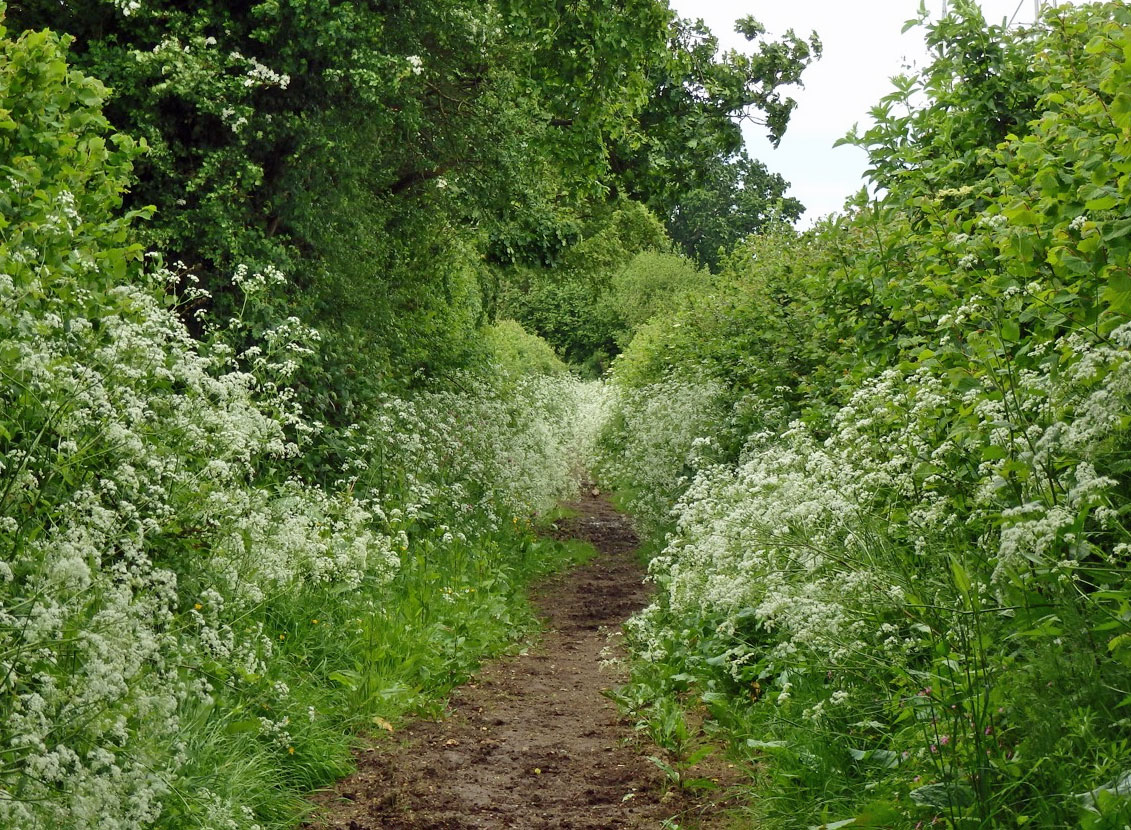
{"left": 610, "top": 225, "right": 831, "bottom": 411}
{"left": 609, "top": 249, "right": 707, "bottom": 342}
{"left": 603, "top": 3, "right": 1131, "bottom": 826}
{"left": 480, "top": 319, "right": 568, "bottom": 378}
{"left": 0, "top": 20, "right": 605, "bottom": 830}
{"left": 7, "top": 0, "right": 820, "bottom": 386}
{"left": 498, "top": 202, "right": 673, "bottom": 371}
{"left": 3, "top": 0, "right": 676, "bottom": 387}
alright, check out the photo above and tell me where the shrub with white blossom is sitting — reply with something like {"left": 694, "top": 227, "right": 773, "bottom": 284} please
{"left": 0, "top": 24, "right": 598, "bottom": 829}
{"left": 602, "top": 4, "right": 1131, "bottom": 827}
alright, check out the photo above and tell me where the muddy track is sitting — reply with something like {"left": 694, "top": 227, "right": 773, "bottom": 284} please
{"left": 306, "top": 492, "right": 732, "bottom": 830}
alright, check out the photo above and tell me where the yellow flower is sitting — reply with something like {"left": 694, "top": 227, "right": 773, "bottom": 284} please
{"left": 193, "top": 603, "right": 202, "bottom": 611}
{"left": 311, "top": 619, "right": 319, "bottom": 625}
{"left": 287, "top": 746, "right": 295, "bottom": 755}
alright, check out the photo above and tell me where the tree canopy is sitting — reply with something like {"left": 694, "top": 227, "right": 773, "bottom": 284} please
{"left": 8, "top": 0, "right": 817, "bottom": 382}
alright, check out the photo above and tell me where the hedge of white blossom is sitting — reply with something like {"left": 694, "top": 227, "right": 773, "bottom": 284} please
{"left": 598, "top": 4, "right": 1131, "bottom": 826}
{"left": 0, "top": 25, "right": 602, "bottom": 829}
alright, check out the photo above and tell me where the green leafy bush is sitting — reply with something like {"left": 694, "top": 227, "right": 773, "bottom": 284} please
{"left": 608, "top": 250, "right": 707, "bottom": 345}
{"left": 602, "top": 3, "right": 1131, "bottom": 827}
{"left": 481, "top": 319, "right": 568, "bottom": 378}
{"left": 499, "top": 202, "right": 671, "bottom": 371}
{"left": 0, "top": 21, "right": 606, "bottom": 828}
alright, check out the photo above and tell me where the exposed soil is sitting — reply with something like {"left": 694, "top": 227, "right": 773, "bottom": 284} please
{"left": 305, "top": 491, "right": 737, "bottom": 830}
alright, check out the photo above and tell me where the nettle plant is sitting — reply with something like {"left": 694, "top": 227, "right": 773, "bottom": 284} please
{"left": 606, "top": 3, "right": 1131, "bottom": 827}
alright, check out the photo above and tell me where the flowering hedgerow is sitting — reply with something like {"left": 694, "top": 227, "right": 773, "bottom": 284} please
{"left": 0, "top": 23, "right": 599, "bottom": 829}
{"left": 601, "top": 4, "right": 1131, "bottom": 826}
{"left": 596, "top": 376, "right": 729, "bottom": 536}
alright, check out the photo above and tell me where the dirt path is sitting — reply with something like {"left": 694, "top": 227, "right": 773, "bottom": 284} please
{"left": 306, "top": 492, "right": 730, "bottom": 829}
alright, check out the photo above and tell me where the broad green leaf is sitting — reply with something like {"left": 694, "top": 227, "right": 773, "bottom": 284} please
{"left": 1102, "top": 218, "right": 1131, "bottom": 242}
{"left": 1085, "top": 194, "right": 1119, "bottom": 211}
{"left": 1112, "top": 92, "right": 1131, "bottom": 130}
{"left": 951, "top": 557, "right": 972, "bottom": 598}
{"left": 909, "top": 782, "right": 976, "bottom": 809}
{"left": 1103, "top": 270, "right": 1131, "bottom": 315}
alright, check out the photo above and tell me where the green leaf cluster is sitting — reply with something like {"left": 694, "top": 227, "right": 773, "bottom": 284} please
{"left": 612, "top": 15, "right": 818, "bottom": 268}
{"left": 0, "top": 21, "right": 147, "bottom": 304}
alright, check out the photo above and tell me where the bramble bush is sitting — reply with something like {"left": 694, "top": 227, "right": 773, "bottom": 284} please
{"left": 0, "top": 21, "right": 604, "bottom": 829}
{"left": 600, "top": 3, "right": 1131, "bottom": 827}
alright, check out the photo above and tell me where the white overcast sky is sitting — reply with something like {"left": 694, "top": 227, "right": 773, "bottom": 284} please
{"left": 665, "top": 0, "right": 1070, "bottom": 225}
